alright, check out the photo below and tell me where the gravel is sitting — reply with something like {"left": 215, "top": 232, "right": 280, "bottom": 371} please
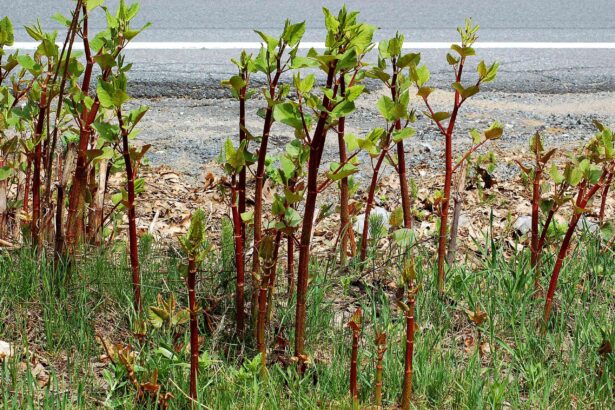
{"left": 132, "top": 88, "right": 615, "bottom": 182}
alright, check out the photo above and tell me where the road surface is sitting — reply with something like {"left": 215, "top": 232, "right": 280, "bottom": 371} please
{"left": 4, "top": 1, "right": 615, "bottom": 176}
{"left": 6, "top": 0, "right": 615, "bottom": 95}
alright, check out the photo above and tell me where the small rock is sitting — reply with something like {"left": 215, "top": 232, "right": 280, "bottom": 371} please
{"left": 31, "top": 362, "right": 49, "bottom": 388}
{"left": 0, "top": 340, "right": 13, "bottom": 361}
{"left": 419, "top": 143, "right": 434, "bottom": 153}
{"left": 353, "top": 207, "right": 390, "bottom": 237}
{"left": 458, "top": 213, "right": 470, "bottom": 228}
{"left": 577, "top": 216, "right": 600, "bottom": 235}
{"left": 513, "top": 215, "right": 532, "bottom": 235}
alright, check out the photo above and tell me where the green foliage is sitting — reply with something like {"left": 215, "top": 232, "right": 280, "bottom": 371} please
{"left": 179, "top": 209, "right": 210, "bottom": 264}
{"left": 147, "top": 293, "right": 190, "bottom": 329}
{"left": 0, "top": 16, "right": 14, "bottom": 47}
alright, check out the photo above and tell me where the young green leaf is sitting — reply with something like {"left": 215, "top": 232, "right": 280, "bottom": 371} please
{"left": 0, "top": 16, "right": 14, "bottom": 47}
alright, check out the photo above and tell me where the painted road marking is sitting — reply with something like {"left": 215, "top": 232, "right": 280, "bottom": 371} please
{"left": 8, "top": 41, "right": 615, "bottom": 50}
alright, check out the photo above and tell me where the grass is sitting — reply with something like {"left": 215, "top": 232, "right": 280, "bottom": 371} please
{"left": 0, "top": 229, "right": 613, "bottom": 409}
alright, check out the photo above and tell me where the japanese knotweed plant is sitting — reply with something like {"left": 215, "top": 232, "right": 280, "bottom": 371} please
{"left": 517, "top": 132, "right": 559, "bottom": 290}
{"left": 359, "top": 32, "right": 419, "bottom": 261}
{"left": 374, "top": 331, "right": 387, "bottom": 408}
{"left": 0, "top": 15, "right": 22, "bottom": 239}
{"left": 179, "top": 209, "right": 210, "bottom": 403}
{"left": 271, "top": 6, "right": 375, "bottom": 371}
{"left": 347, "top": 307, "right": 362, "bottom": 410}
{"left": 241, "top": 138, "right": 307, "bottom": 374}
{"left": 409, "top": 19, "right": 502, "bottom": 293}
{"left": 101, "top": 89, "right": 150, "bottom": 313}
{"left": 223, "top": 51, "right": 255, "bottom": 242}
{"left": 0, "top": 1, "right": 150, "bottom": 267}
{"left": 263, "top": 138, "right": 308, "bottom": 311}
{"left": 64, "top": 0, "right": 150, "bottom": 257}
{"left": 250, "top": 19, "right": 306, "bottom": 321}
{"left": 219, "top": 136, "right": 255, "bottom": 337}
{"left": 14, "top": 21, "right": 59, "bottom": 247}
{"left": 221, "top": 51, "right": 256, "bottom": 337}
{"left": 541, "top": 123, "right": 614, "bottom": 332}
{"left": 392, "top": 230, "right": 419, "bottom": 410}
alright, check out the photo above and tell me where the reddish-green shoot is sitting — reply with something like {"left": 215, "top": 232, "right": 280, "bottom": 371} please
{"left": 179, "top": 209, "right": 210, "bottom": 403}
{"left": 347, "top": 307, "right": 362, "bottom": 410}
{"left": 411, "top": 19, "right": 501, "bottom": 293}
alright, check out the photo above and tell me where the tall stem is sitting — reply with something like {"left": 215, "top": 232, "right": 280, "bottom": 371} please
{"left": 230, "top": 176, "right": 245, "bottom": 336}
{"left": 65, "top": 5, "right": 94, "bottom": 252}
{"left": 266, "top": 231, "right": 282, "bottom": 323}
{"left": 359, "top": 146, "right": 389, "bottom": 261}
{"left": 287, "top": 233, "right": 295, "bottom": 301}
{"left": 31, "top": 72, "right": 51, "bottom": 246}
{"left": 447, "top": 163, "right": 467, "bottom": 264}
{"left": 530, "top": 165, "right": 543, "bottom": 268}
{"left": 401, "top": 289, "right": 416, "bottom": 410}
{"left": 251, "top": 66, "right": 283, "bottom": 303}
{"left": 391, "top": 63, "right": 412, "bottom": 229}
{"left": 257, "top": 233, "right": 278, "bottom": 377}
{"left": 238, "top": 70, "right": 248, "bottom": 241}
{"left": 436, "top": 59, "right": 464, "bottom": 294}
{"left": 350, "top": 328, "right": 360, "bottom": 409}
{"left": 45, "top": 1, "right": 82, "bottom": 208}
{"left": 337, "top": 76, "right": 351, "bottom": 265}
{"left": 295, "top": 62, "right": 337, "bottom": 372}
{"left": 541, "top": 212, "right": 580, "bottom": 333}
{"left": 599, "top": 172, "right": 613, "bottom": 223}
{"left": 65, "top": 5, "right": 115, "bottom": 254}
{"left": 119, "top": 114, "right": 142, "bottom": 314}
{"left": 187, "top": 257, "right": 199, "bottom": 402}
{"left": 374, "top": 336, "right": 386, "bottom": 409}
{"left": 542, "top": 173, "right": 609, "bottom": 332}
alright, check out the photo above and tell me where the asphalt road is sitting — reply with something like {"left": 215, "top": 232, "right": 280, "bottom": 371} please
{"left": 5, "top": 0, "right": 615, "bottom": 95}
{"left": 9, "top": 0, "right": 615, "bottom": 42}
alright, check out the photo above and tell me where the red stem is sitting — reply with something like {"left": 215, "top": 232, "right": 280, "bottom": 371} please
{"left": 31, "top": 73, "right": 51, "bottom": 246}
{"left": 542, "top": 172, "right": 610, "bottom": 331}
{"left": 231, "top": 175, "right": 245, "bottom": 336}
{"left": 436, "top": 57, "right": 465, "bottom": 294}
{"left": 374, "top": 337, "right": 386, "bottom": 408}
{"left": 187, "top": 257, "right": 199, "bottom": 401}
{"left": 391, "top": 61, "right": 412, "bottom": 229}
{"left": 287, "top": 233, "right": 295, "bottom": 301}
{"left": 23, "top": 156, "right": 32, "bottom": 214}
{"left": 350, "top": 329, "right": 360, "bottom": 408}
{"left": 238, "top": 69, "right": 248, "bottom": 241}
{"left": 337, "top": 76, "right": 351, "bottom": 265}
{"left": 599, "top": 172, "right": 613, "bottom": 222}
{"left": 295, "top": 62, "right": 337, "bottom": 373}
{"left": 359, "top": 148, "right": 388, "bottom": 261}
{"left": 65, "top": 6, "right": 94, "bottom": 252}
{"left": 65, "top": 6, "right": 116, "bottom": 253}
{"left": 360, "top": 125, "right": 395, "bottom": 261}
{"left": 530, "top": 166, "right": 543, "bottom": 268}
{"left": 266, "top": 230, "right": 282, "bottom": 323}
{"left": 400, "top": 291, "right": 416, "bottom": 410}
{"left": 46, "top": 1, "right": 81, "bottom": 206}
{"left": 251, "top": 65, "right": 283, "bottom": 288}
{"left": 119, "top": 113, "right": 142, "bottom": 314}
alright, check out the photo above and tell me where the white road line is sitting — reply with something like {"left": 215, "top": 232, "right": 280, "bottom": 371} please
{"left": 8, "top": 41, "right": 615, "bottom": 50}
